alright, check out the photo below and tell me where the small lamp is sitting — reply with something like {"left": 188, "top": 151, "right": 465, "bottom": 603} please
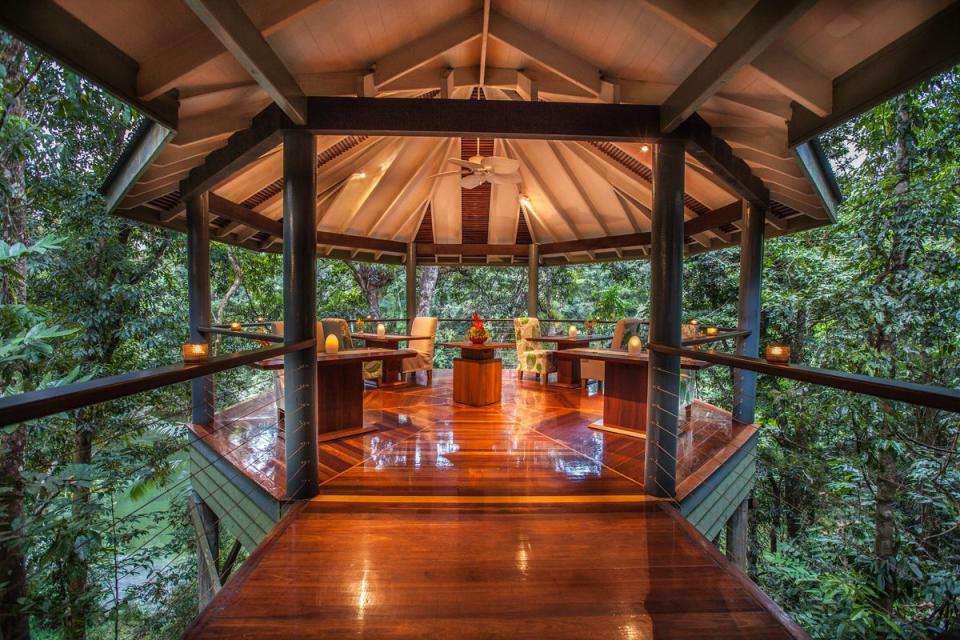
{"left": 568, "top": 325, "right": 578, "bottom": 338}
{"left": 765, "top": 343, "right": 791, "bottom": 364}
{"left": 182, "top": 343, "right": 209, "bottom": 363}
{"left": 376, "top": 322, "right": 386, "bottom": 337}
{"left": 704, "top": 326, "right": 719, "bottom": 337}
{"left": 229, "top": 321, "right": 242, "bottom": 331}
{"left": 325, "top": 333, "right": 340, "bottom": 354}
{"left": 627, "top": 335, "right": 643, "bottom": 354}
{"left": 689, "top": 319, "right": 699, "bottom": 334}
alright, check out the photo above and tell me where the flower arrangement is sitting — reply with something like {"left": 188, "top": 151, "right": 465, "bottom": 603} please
{"left": 356, "top": 317, "right": 365, "bottom": 332}
{"left": 465, "top": 311, "right": 490, "bottom": 344}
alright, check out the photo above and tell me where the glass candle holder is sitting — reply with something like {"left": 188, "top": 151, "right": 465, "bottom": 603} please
{"left": 627, "top": 335, "right": 642, "bottom": 354}
{"left": 229, "top": 321, "right": 242, "bottom": 331}
{"left": 376, "top": 323, "right": 386, "bottom": 337}
{"left": 765, "top": 343, "right": 791, "bottom": 363}
{"left": 704, "top": 326, "right": 719, "bottom": 337}
{"left": 182, "top": 343, "right": 209, "bottom": 363}
{"left": 568, "top": 325, "right": 577, "bottom": 337}
{"left": 325, "top": 334, "right": 340, "bottom": 354}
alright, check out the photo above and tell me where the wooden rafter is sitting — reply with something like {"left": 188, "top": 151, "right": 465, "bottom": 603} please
{"left": 184, "top": 0, "right": 307, "bottom": 124}
{"left": 661, "top": 0, "right": 816, "bottom": 132}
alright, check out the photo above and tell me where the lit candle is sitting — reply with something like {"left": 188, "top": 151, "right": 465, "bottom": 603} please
{"left": 568, "top": 325, "right": 577, "bottom": 338}
{"left": 325, "top": 333, "right": 340, "bottom": 354}
{"left": 704, "top": 326, "right": 719, "bottom": 337}
{"left": 229, "top": 321, "right": 242, "bottom": 331}
{"left": 376, "top": 322, "right": 386, "bottom": 337}
{"left": 256, "top": 316, "right": 265, "bottom": 323}
{"left": 627, "top": 335, "right": 642, "bottom": 354}
{"left": 765, "top": 343, "right": 791, "bottom": 363}
{"left": 182, "top": 343, "right": 209, "bottom": 363}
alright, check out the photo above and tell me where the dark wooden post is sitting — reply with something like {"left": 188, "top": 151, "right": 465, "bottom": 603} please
{"left": 282, "top": 129, "right": 320, "bottom": 500}
{"left": 527, "top": 243, "right": 539, "bottom": 317}
{"left": 187, "top": 192, "right": 214, "bottom": 426}
{"left": 405, "top": 242, "right": 416, "bottom": 329}
{"left": 644, "top": 140, "right": 685, "bottom": 498}
{"left": 733, "top": 201, "right": 765, "bottom": 424}
{"left": 725, "top": 497, "right": 749, "bottom": 570}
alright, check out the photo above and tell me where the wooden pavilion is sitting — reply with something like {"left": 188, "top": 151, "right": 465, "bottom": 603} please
{"left": 3, "top": 0, "right": 960, "bottom": 637}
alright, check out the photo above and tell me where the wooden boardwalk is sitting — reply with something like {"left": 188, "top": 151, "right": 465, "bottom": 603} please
{"left": 185, "top": 371, "right": 805, "bottom": 639}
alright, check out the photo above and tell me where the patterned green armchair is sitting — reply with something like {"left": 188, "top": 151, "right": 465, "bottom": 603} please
{"left": 513, "top": 317, "right": 556, "bottom": 385}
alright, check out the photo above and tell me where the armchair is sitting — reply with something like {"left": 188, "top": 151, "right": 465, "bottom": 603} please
{"left": 513, "top": 317, "right": 556, "bottom": 385}
{"left": 401, "top": 316, "right": 438, "bottom": 383}
{"left": 580, "top": 318, "right": 642, "bottom": 389}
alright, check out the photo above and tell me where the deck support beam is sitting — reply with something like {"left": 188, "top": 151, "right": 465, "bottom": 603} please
{"left": 187, "top": 192, "right": 214, "bottom": 427}
{"left": 189, "top": 491, "right": 221, "bottom": 609}
{"left": 644, "top": 140, "right": 685, "bottom": 498}
{"left": 725, "top": 497, "right": 749, "bottom": 570}
{"left": 406, "top": 243, "right": 417, "bottom": 329}
{"left": 734, "top": 201, "right": 764, "bottom": 424}
{"left": 527, "top": 244, "right": 539, "bottom": 317}
{"left": 282, "top": 129, "right": 320, "bottom": 500}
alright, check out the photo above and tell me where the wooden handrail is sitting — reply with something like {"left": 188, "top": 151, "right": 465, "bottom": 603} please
{"left": 647, "top": 343, "right": 960, "bottom": 413}
{"left": 681, "top": 329, "right": 750, "bottom": 346}
{"left": 0, "top": 339, "right": 315, "bottom": 427}
{"left": 200, "top": 326, "right": 283, "bottom": 342}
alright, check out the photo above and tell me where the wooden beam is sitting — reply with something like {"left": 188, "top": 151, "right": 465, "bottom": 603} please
{"left": 184, "top": 0, "right": 307, "bottom": 124}
{"left": 674, "top": 114, "right": 769, "bottom": 209}
{"left": 101, "top": 122, "right": 176, "bottom": 212}
{"left": 209, "top": 193, "right": 282, "bottom": 235}
{"left": 416, "top": 244, "right": 529, "bottom": 257}
{"left": 641, "top": 0, "right": 831, "bottom": 117}
{"left": 479, "top": 0, "right": 491, "bottom": 87}
{"left": 488, "top": 11, "right": 601, "bottom": 96}
{"left": 0, "top": 0, "right": 178, "bottom": 129}
{"left": 661, "top": 0, "right": 815, "bottom": 132}
{"left": 180, "top": 104, "right": 288, "bottom": 201}
{"left": 303, "top": 97, "right": 661, "bottom": 141}
{"left": 315, "top": 231, "right": 406, "bottom": 254}
{"left": 373, "top": 11, "right": 483, "bottom": 88}
{"left": 788, "top": 2, "right": 960, "bottom": 147}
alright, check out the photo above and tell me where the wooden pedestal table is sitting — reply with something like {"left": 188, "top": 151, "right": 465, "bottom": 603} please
{"left": 252, "top": 348, "right": 415, "bottom": 442}
{"left": 351, "top": 332, "right": 433, "bottom": 387}
{"left": 526, "top": 334, "right": 613, "bottom": 388}
{"left": 555, "top": 348, "right": 710, "bottom": 439}
{"left": 439, "top": 342, "right": 513, "bottom": 406}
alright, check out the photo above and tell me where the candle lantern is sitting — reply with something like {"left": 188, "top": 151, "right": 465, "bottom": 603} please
{"left": 229, "top": 321, "right": 242, "bottom": 331}
{"left": 325, "top": 334, "right": 340, "bottom": 354}
{"left": 689, "top": 319, "right": 700, "bottom": 335}
{"left": 256, "top": 316, "right": 265, "bottom": 323}
{"left": 704, "top": 326, "right": 719, "bottom": 337}
{"left": 627, "top": 335, "right": 643, "bottom": 354}
{"left": 765, "top": 343, "right": 791, "bottom": 364}
{"left": 376, "top": 322, "right": 386, "bottom": 337}
{"left": 182, "top": 343, "right": 209, "bottom": 363}
{"left": 567, "top": 325, "right": 577, "bottom": 338}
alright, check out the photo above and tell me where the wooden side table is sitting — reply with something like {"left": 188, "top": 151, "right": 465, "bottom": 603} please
{"left": 440, "top": 342, "right": 513, "bottom": 406}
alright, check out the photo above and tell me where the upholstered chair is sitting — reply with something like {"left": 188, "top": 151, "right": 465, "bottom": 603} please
{"left": 513, "top": 317, "right": 556, "bottom": 385}
{"left": 321, "top": 318, "right": 353, "bottom": 349}
{"left": 580, "top": 318, "right": 643, "bottom": 389}
{"left": 401, "top": 316, "right": 438, "bottom": 383}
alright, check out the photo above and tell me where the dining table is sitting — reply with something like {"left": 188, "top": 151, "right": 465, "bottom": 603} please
{"left": 555, "top": 348, "right": 710, "bottom": 438}
{"left": 351, "top": 332, "right": 433, "bottom": 386}
{"left": 438, "top": 341, "right": 514, "bottom": 406}
{"left": 526, "top": 334, "right": 613, "bottom": 387}
{"left": 252, "top": 347, "right": 414, "bottom": 441}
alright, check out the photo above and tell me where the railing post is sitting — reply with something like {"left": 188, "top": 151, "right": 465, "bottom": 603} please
{"left": 406, "top": 242, "right": 417, "bottom": 330}
{"left": 733, "top": 201, "right": 765, "bottom": 424}
{"left": 282, "top": 129, "right": 320, "bottom": 500}
{"left": 644, "top": 140, "right": 685, "bottom": 498}
{"left": 187, "top": 191, "right": 214, "bottom": 427}
{"left": 527, "top": 243, "right": 539, "bottom": 317}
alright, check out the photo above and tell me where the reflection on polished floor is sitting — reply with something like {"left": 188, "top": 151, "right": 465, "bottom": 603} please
{"left": 186, "top": 371, "right": 798, "bottom": 639}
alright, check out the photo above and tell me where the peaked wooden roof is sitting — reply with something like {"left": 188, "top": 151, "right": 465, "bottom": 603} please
{"left": 5, "top": 0, "right": 958, "bottom": 264}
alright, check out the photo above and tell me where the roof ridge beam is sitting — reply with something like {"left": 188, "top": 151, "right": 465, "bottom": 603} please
{"left": 661, "top": 0, "right": 816, "bottom": 132}
{"left": 184, "top": 0, "right": 307, "bottom": 124}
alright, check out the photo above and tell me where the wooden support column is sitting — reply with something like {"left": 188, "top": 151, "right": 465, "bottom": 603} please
{"left": 187, "top": 192, "right": 214, "bottom": 427}
{"left": 644, "top": 140, "right": 685, "bottom": 498}
{"left": 733, "top": 201, "right": 765, "bottom": 424}
{"left": 189, "top": 490, "right": 221, "bottom": 609}
{"left": 527, "top": 243, "right": 539, "bottom": 317}
{"left": 405, "top": 243, "right": 417, "bottom": 329}
{"left": 282, "top": 129, "right": 320, "bottom": 500}
{"left": 725, "top": 498, "right": 749, "bottom": 570}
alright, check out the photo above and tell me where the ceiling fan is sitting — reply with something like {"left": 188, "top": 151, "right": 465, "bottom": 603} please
{"left": 430, "top": 154, "right": 522, "bottom": 189}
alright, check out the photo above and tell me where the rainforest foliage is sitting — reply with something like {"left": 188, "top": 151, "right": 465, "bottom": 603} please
{"left": 0, "top": 33, "right": 958, "bottom": 640}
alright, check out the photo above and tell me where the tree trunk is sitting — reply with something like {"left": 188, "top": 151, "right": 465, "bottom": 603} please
{"left": 416, "top": 266, "right": 441, "bottom": 316}
{"left": 0, "top": 37, "right": 33, "bottom": 640}
{"left": 64, "top": 419, "right": 94, "bottom": 640}
{"left": 346, "top": 262, "right": 395, "bottom": 318}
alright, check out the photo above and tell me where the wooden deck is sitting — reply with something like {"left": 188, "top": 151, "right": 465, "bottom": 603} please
{"left": 185, "top": 371, "right": 805, "bottom": 639}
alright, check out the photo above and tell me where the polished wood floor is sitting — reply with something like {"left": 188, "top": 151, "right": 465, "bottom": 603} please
{"left": 185, "top": 372, "right": 805, "bottom": 639}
